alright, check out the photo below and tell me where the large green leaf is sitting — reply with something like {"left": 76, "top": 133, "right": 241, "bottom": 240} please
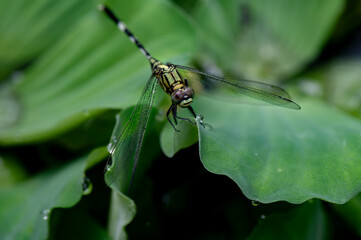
{"left": 107, "top": 189, "right": 136, "bottom": 240}
{"left": 160, "top": 120, "right": 198, "bottom": 157}
{"left": 0, "top": 147, "right": 107, "bottom": 240}
{"left": 0, "top": 0, "right": 99, "bottom": 79}
{"left": 194, "top": 96, "right": 361, "bottom": 204}
{"left": 194, "top": 0, "right": 344, "bottom": 79}
{"left": 0, "top": 0, "right": 197, "bottom": 145}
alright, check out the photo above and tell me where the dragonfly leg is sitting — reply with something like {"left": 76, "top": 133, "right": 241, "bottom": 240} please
{"left": 173, "top": 105, "right": 196, "bottom": 125}
{"left": 184, "top": 78, "right": 189, "bottom": 86}
{"left": 166, "top": 104, "right": 180, "bottom": 132}
{"left": 187, "top": 105, "right": 197, "bottom": 118}
{"left": 188, "top": 106, "right": 208, "bottom": 129}
{"left": 171, "top": 105, "right": 178, "bottom": 125}
{"left": 167, "top": 104, "right": 208, "bottom": 130}
{"left": 172, "top": 104, "right": 199, "bottom": 126}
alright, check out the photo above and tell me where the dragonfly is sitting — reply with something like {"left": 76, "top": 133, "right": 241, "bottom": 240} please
{"left": 99, "top": 5, "right": 301, "bottom": 190}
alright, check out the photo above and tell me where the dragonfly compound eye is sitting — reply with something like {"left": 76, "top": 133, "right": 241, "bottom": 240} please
{"left": 171, "top": 91, "right": 184, "bottom": 104}
{"left": 171, "top": 87, "right": 194, "bottom": 107}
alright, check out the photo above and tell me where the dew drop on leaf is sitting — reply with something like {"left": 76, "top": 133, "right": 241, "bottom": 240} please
{"left": 105, "top": 159, "right": 113, "bottom": 171}
{"left": 41, "top": 209, "right": 51, "bottom": 221}
{"left": 107, "top": 137, "right": 117, "bottom": 154}
{"left": 107, "top": 142, "right": 114, "bottom": 154}
{"left": 82, "top": 177, "right": 93, "bottom": 195}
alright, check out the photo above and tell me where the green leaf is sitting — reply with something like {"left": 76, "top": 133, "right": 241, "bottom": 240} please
{"left": 0, "top": 83, "right": 21, "bottom": 128}
{"left": 0, "top": 0, "right": 197, "bottom": 145}
{"left": 248, "top": 201, "right": 328, "bottom": 239}
{"left": 195, "top": 96, "right": 361, "bottom": 203}
{"left": 160, "top": 120, "right": 198, "bottom": 157}
{"left": 0, "top": 147, "right": 107, "bottom": 240}
{"left": 107, "top": 190, "right": 136, "bottom": 240}
{"left": 0, "top": 155, "right": 27, "bottom": 187}
{"left": 0, "top": 0, "right": 98, "bottom": 78}
{"left": 195, "top": 0, "right": 344, "bottom": 78}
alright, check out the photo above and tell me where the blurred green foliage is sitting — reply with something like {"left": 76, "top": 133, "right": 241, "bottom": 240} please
{"left": 1, "top": 0, "right": 361, "bottom": 239}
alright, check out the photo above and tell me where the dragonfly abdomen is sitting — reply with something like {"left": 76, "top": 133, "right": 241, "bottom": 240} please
{"left": 99, "top": 4, "right": 152, "bottom": 60}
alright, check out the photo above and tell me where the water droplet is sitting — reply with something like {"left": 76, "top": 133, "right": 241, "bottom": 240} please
{"left": 107, "top": 137, "right": 118, "bottom": 154}
{"left": 82, "top": 177, "right": 93, "bottom": 195}
{"left": 251, "top": 200, "right": 260, "bottom": 206}
{"left": 260, "top": 214, "right": 266, "bottom": 219}
{"left": 107, "top": 143, "right": 114, "bottom": 154}
{"left": 41, "top": 209, "right": 51, "bottom": 220}
{"left": 196, "top": 114, "right": 204, "bottom": 121}
{"left": 106, "top": 159, "right": 113, "bottom": 171}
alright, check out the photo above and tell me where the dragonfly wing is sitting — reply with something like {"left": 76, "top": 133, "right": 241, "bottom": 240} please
{"left": 105, "top": 75, "right": 158, "bottom": 191}
{"left": 175, "top": 65, "right": 300, "bottom": 110}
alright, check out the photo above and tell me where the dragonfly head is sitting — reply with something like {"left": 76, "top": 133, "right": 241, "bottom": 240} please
{"left": 171, "top": 87, "right": 194, "bottom": 108}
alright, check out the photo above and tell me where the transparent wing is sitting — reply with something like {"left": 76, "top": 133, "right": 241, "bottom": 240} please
{"left": 175, "top": 65, "right": 301, "bottom": 110}
{"left": 105, "top": 75, "right": 158, "bottom": 191}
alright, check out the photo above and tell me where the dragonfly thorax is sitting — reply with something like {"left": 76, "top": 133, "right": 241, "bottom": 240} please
{"left": 150, "top": 58, "right": 194, "bottom": 108}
